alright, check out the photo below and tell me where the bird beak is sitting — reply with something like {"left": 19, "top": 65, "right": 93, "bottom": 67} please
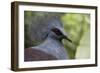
{"left": 63, "top": 35, "right": 72, "bottom": 43}
{"left": 59, "top": 28, "right": 72, "bottom": 43}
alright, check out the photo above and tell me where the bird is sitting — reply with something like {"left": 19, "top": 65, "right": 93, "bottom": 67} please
{"left": 24, "top": 16, "right": 72, "bottom": 61}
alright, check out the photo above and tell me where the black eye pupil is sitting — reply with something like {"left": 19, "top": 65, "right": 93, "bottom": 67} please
{"left": 55, "top": 29, "right": 58, "bottom": 32}
{"left": 52, "top": 28, "right": 62, "bottom": 36}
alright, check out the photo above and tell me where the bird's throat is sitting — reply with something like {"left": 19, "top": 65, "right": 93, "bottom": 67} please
{"left": 32, "top": 37, "right": 69, "bottom": 60}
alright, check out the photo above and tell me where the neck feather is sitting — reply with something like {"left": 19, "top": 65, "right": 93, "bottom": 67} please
{"left": 32, "top": 36, "right": 69, "bottom": 59}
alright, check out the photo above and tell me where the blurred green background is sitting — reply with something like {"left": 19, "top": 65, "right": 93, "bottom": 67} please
{"left": 24, "top": 11, "right": 90, "bottom": 59}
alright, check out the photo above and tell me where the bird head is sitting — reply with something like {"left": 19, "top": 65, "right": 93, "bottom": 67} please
{"left": 51, "top": 27, "right": 72, "bottom": 42}
{"left": 47, "top": 16, "right": 72, "bottom": 42}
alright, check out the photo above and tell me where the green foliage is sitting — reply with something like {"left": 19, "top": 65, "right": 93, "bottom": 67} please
{"left": 61, "top": 13, "right": 90, "bottom": 59}
{"left": 75, "top": 30, "right": 90, "bottom": 59}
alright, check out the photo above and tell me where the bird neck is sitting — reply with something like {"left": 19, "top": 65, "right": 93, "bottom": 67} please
{"left": 34, "top": 37, "right": 63, "bottom": 50}
{"left": 32, "top": 36, "right": 69, "bottom": 59}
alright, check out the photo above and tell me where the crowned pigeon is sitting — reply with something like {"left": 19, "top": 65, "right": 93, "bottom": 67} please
{"left": 24, "top": 16, "right": 72, "bottom": 61}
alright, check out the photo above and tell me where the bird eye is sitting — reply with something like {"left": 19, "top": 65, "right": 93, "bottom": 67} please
{"left": 52, "top": 28, "right": 59, "bottom": 32}
{"left": 55, "top": 29, "right": 58, "bottom": 32}
{"left": 52, "top": 28, "right": 62, "bottom": 36}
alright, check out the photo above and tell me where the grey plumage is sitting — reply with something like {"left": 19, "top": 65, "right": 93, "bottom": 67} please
{"left": 31, "top": 16, "right": 69, "bottom": 59}
{"left": 24, "top": 14, "right": 71, "bottom": 61}
{"left": 32, "top": 36, "right": 69, "bottom": 59}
